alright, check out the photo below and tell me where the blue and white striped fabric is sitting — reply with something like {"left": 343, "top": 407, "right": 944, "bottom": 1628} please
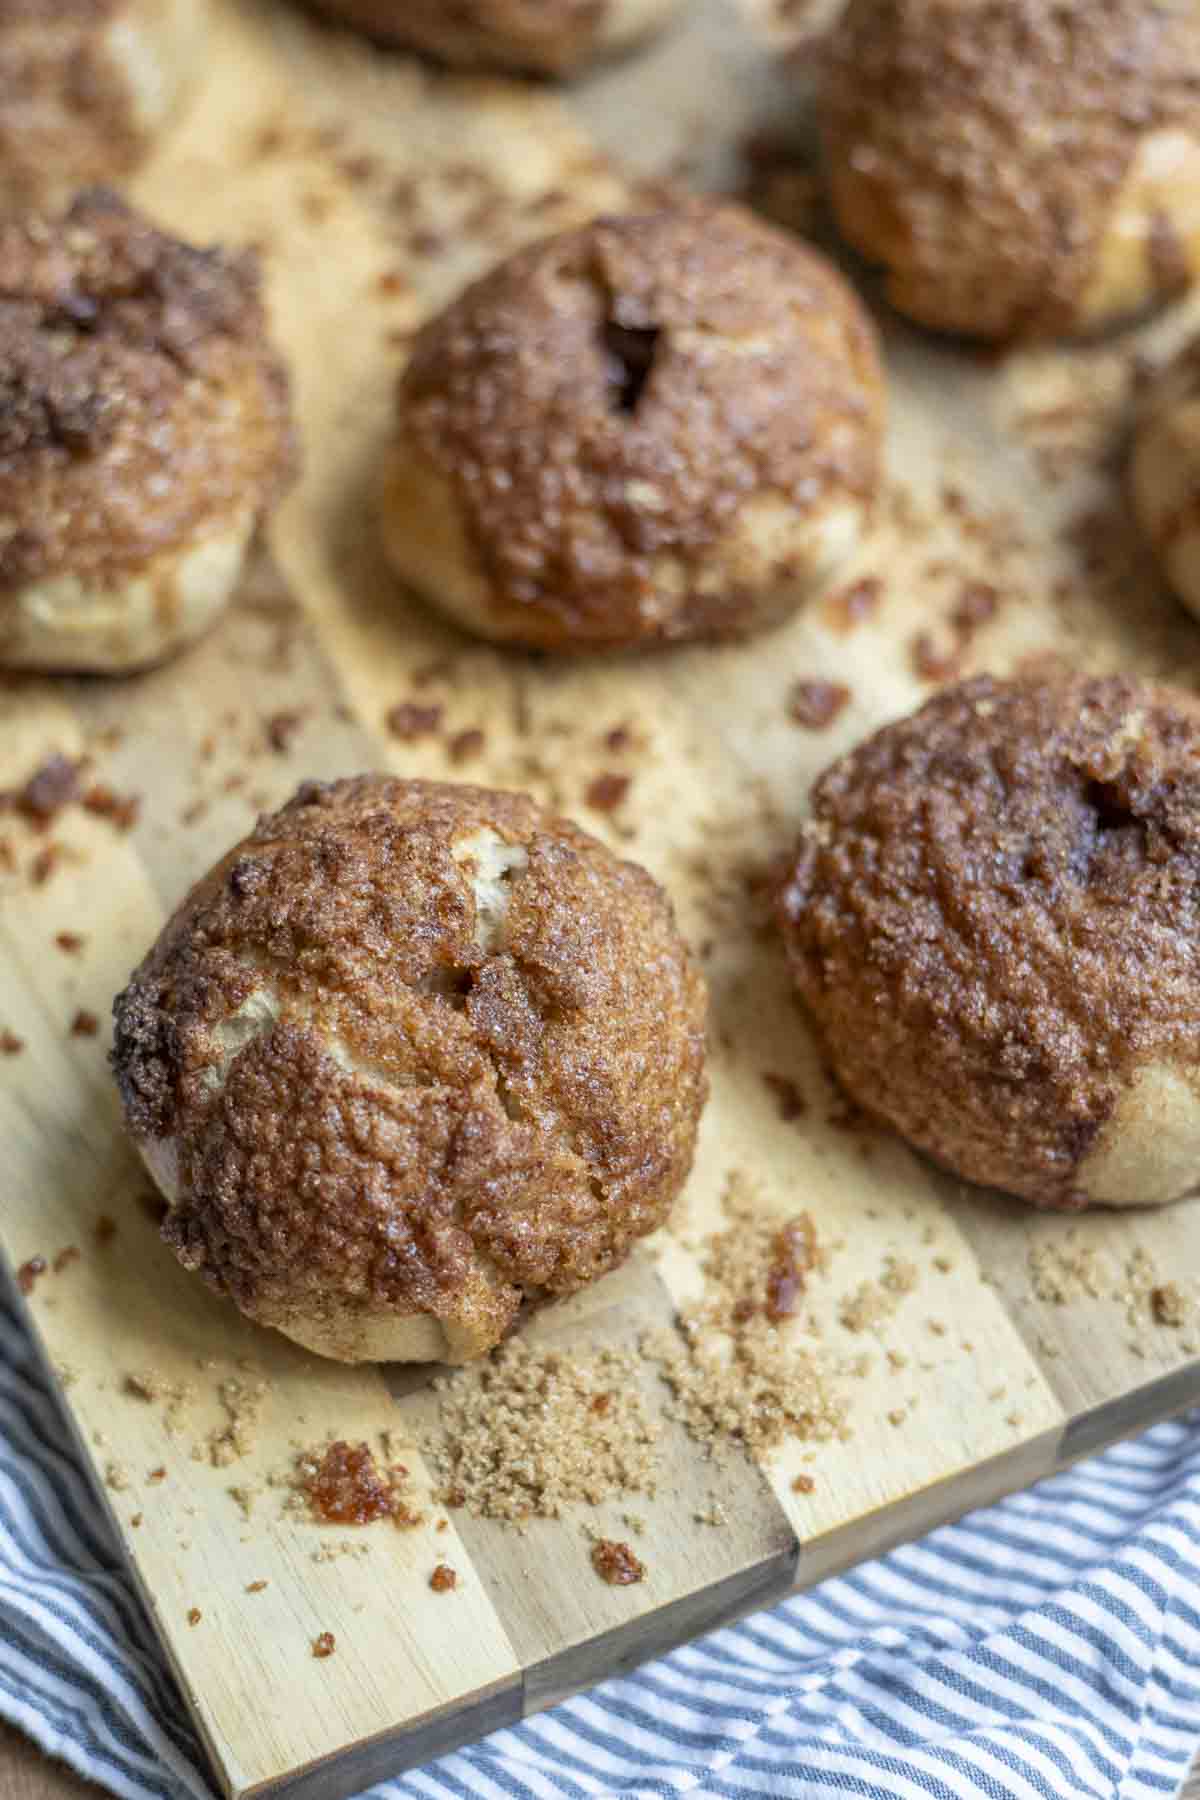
{"left": 3, "top": 1287, "right": 1199, "bottom": 1800}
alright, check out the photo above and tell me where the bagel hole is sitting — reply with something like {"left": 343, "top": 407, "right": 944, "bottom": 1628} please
{"left": 602, "top": 321, "right": 660, "bottom": 415}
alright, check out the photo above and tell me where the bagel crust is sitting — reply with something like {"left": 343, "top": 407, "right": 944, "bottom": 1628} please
{"left": 304, "top": 0, "right": 680, "bottom": 77}
{"left": 779, "top": 674, "right": 1200, "bottom": 1210}
{"left": 820, "top": 0, "right": 1200, "bottom": 341}
{"left": 112, "top": 777, "right": 708, "bottom": 1363}
{"left": 383, "top": 203, "right": 884, "bottom": 650}
{"left": 0, "top": 190, "right": 296, "bottom": 671}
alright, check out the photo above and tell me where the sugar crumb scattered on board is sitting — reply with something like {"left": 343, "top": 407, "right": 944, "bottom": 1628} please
{"left": 643, "top": 1172, "right": 846, "bottom": 1459}
{"left": 425, "top": 1341, "right": 658, "bottom": 1523}
{"left": 591, "top": 1539, "right": 646, "bottom": 1586}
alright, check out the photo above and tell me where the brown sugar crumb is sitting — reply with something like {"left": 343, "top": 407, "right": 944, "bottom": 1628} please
{"left": 1151, "top": 1283, "right": 1189, "bottom": 1327}
{"left": 385, "top": 701, "right": 444, "bottom": 741}
{"left": 429, "top": 1563, "right": 458, "bottom": 1593}
{"left": 12, "top": 755, "right": 82, "bottom": 827}
{"left": 123, "top": 1370, "right": 195, "bottom": 1435}
{"left": 81, "top": 784, "right": 141, "bottom": 832}
{"left": 585, "top": 773, "right": 632, "bottom": 812}
{"left": 645, "top": 1314, "right": 845, "bottom": 1458}
{"left": 644, "top": 1173, "right": 844, "bottom": 1459}
{"left": 791, "top": 1473, "right": 815, "bottom": 1494}
{"left": 186, "top": 1608, "right": 202, "bottom": 1627}
{"left": 951, "top": 582, "right": 1000, "bottom": 635}
{"left": 54, "top": 932, "right": 85, "bottom": 954}
{"left": 29, "top": 844, "right": 63, "bottom": 885}
{"left": 824, "top": 576, "right": 881, "bottom": 635}
{"left": 297, "top": 1441, "right": 406, "bottom": 1526}
{"left": 765, "top": 1217, "right": 818, "bottom": 1322}
{"left": 16, "top": 1256, "right": 47, "bottom": 1295}
{"left": 228, "top": 1484, "right": 259, "bottom": 1521}
{"left": 836, "top": 1253, "right": 919, "bottom": 1331}
{"left": 426, "top": 1341, "right": 659, "bottom": 1523}
{"left": 94, "top": 1214, "right": 117, "bottom": 1246}
{"left": 762, "top": 1071, "right": 807, "bottom": 1123}
{"left": 70, "top": 1010, "right": 100, "bottom": 1038}
{"left": 198, "top": 1377, "right": 268, "bottom": 1468}
{"left": 130, "top": 1512, "right": 143, "bottom": 1527}
{"left": 910, "top": 632, "right": 960, "bottom": 683}
{"left": 312, "top": 1632, "right": 336, "bottom": 1659}
{"left": 309, "top": 1541, "right": 371, "bottom": 1564}
{"left": 245, "top": 1580, "right": 269, "bottom": 1593}
{"left": 1117, "top": 1247, "right": 1164, "bottom": 1329}
{"left": 881, "top": 1256, "right": 919, "bottom": 1297}
{"left": 703, "top": 1174, "right": 827, "bottom": 1326}
{"left": 264, "top": 710, "right": 305, "bottom": 754}
{"left": 448, "top": 728, "right": 485, "bottom": 765}
{"left": 591, "top": 1539, "right": 645, "bottom": 1586}
{"left": 53, "top": 1246, "right": 80, "bottom": 1273}
{"left": 147, "top": 1467, "right": 167, "bottom": 1483}
{"left": 787, "top": 680, "right": 851, "bottom": 730}
{"left": 1028, "top": 1237, "right": 1105, "bottom": 1304}
{"left": 838, "top": 1283, "right": 884, "bottom": 1332}
{"left": 1, "top": 1030, "right": 24, "bottom": 1056}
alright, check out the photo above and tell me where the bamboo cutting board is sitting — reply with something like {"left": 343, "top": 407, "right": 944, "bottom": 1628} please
{"left": 3, "top": 2, "right": 1200, "bottom": 1795}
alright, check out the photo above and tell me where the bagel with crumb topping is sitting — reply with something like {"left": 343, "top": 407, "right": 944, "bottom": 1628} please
{"left": 112, "top": 777, "right": 708, "bottom": 1363}
{"left": 0, "top": 190, "right": 296, "bottom": 673}
{"left": 0, "top": 0, "right": 202, "bottom": 207}
{"left": 820, "top": 0, "right": 1200, "bottom": 341}
{"left": 380, "top": 203, "right": 884, "bottom": 650}
{"left": 779, "top": 673, "right": 1200, "bottom": 1209}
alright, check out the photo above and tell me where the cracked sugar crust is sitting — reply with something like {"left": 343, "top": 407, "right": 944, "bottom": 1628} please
{"left": 112, "top": 777, "right": 708, "bottom": 1360}
{"left": 393, "top": 202, "right": 883, "bottom": 647}
{"left": 0, "top": 189, "right": 296, "bottom": 589}
{"left": 778, "top": 673, "right": 1200, "bottom": 1208}
{"left": 820, "top": 0, "right": 1200, "bottom": 340}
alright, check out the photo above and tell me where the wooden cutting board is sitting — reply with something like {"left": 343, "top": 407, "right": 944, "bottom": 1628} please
{"left": 3, "top": 3, "right": 1200, "bottom": 1796}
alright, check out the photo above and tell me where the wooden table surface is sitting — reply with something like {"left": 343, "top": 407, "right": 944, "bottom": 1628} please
{"left": 3, "top": 1719, "right": 1198, "bottom": 1799}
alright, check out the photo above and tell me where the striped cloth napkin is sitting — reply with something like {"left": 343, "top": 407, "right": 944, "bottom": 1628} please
{"left": 3, "top": 1289, "right": 1199, "bottom": 1800}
